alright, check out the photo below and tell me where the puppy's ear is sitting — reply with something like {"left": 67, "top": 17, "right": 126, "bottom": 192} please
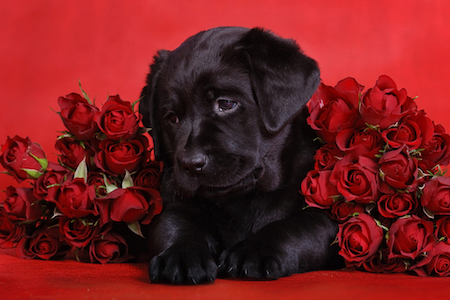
{"left": 139, "top": 50, "right": 170, "bottom": 161}
{"left": 238, "top": 28, "right": 320, "bottom": 134}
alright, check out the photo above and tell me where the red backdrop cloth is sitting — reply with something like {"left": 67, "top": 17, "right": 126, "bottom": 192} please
{"left": 1, "top": 248, "right": 450, "bottom": 300}
{"left": 2, "top": 1, "right": 450, "bottom": 299}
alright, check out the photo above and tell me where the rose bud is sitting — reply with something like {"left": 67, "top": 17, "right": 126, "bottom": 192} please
{"left": 360, "top": 75, "right": 417, "bottom": 129}
{"left": 0, "top": 207, "right": 27, "bottom": 248}
{"left": 133, "top": 162, "right": 162, "bottom": 190}
{"left": 336, "top": 121, "right": 384, "bottom": 160}
{"left": 435, "top": 216, "right": 450, "bottom": 242}
{"left": 421, "top": 176, "right": 450, "bottom": 215}
{"left": 46, "top": 177, "right": 98, "bottom": 219}
{"left": 0, "top": 135, "right": 48, "bottom": 182}
{"left": 3, "top": 186, "right": 41, "bottom": 221}
{"left": 94, "top": 136, "right": 149, "bottom": 176}
{"left": 59, "top": 217, "right": 101, "bottom": 249}
{"left": 330, "top": 200, "right": 365, "bottom": 222}
{"left": 89, "top": 231, "right": 132, "bottom": 264}
{"left": 33, "top": 162, "right": 69, "bottom": 199}
{"left": 362, "top": 248, "right": 408, "bottom": 274}
{"left": 300, "top": 170, "right": 340, "bottom": 209}
{"left": 387, "top": 215, "right": 435, "bottom": 260}
{"left": 377, "top": 192, "right": 418, "bottom": 219}
{"left": 307, "top": 78, "right": 363, "bottom": 144}
{"left": 55, "top": 137, "right": 92, "bottom": 170}
{"left": 412, "top": 242, "right": 450, "bottom": 277}
{"left": 16, "top": 225, "right": 70, "bottom": 260}
{"left": 58, "top": 93, "right": 99, "bottom": 141}
{"left": 337, "top": 213, "right": 384, "bottom": 266}
{"left": 313, "top": 144, "right": 344, "bottom": 170}
{"left": 94, "top": 95, "right": 140, "bottom": 140}
{"left": 330, "top": 154, "right": 380, "bottom": 204}
{"left": 379, "top": 146, "right": 418, "bottom": 191}
{"left": 421, "top": 124, "right": 450, "bottom": 166}
{"left": 381, "top": 110, "right": 433, "bottom": 151}
{"left": 94, "top": 186, "right": 162, "bottom": 226}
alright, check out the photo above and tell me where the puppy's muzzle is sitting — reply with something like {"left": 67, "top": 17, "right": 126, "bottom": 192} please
{"left": 180, "top": 151, "right": 208, "bottom": 176}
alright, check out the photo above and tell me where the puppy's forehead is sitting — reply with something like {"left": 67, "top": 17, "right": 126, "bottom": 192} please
{"left": 169, "top": 28, "right": 248, "bottom": 72}
{"left": 163, "top": 27, "right": 251, "bottom": 95}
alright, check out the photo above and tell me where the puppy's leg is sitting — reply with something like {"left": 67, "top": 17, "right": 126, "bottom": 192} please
{"left": 147, "top": 207, "right": 219, "bottom": 284}
{"left": 218, "top": 208, "right": 342, "bottom": 279}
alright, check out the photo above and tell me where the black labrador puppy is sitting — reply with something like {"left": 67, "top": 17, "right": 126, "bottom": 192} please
{"left": 139, "top": 27, "right": 342, "bottom": 284}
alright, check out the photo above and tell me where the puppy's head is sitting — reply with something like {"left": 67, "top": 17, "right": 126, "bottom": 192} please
{"left": 140, "top": 27, "right": 319, "bottom": 199}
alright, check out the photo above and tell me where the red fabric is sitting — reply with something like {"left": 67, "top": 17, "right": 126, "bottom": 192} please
{"left": 1, "top": 248, "right": 450, "bottom": 299}
{"left": 2, "top": 1, "right": 450, "bottom": 299}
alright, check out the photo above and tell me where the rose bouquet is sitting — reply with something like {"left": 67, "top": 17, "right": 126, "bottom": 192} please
{"left": 301, "top": 75, "right": 450, "bottom": 276}
{"left": 0, "top": 86, "right": 162, "bottom": 263}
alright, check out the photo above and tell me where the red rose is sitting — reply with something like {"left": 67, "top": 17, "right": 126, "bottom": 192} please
{"left": 412, "top": 242, "right": 450, "bottom": 277}
{"left": 0, "top": 208, "right": 27, "bottom": 248}
{"left": 300, "top": 170, "right": 339, "bottom": 209}
{"left": 16, "top": 225, "right": 70, "bottom": 260}
{"left": 435, "top": 216, "right": 450, "bottom": 242}
{"left": 47, "top": 177, "right": 98, "bottom": 219}
{"left": 377, "top": 192, "right": 418, "bottom": 219}
{"left": 94, "top": 95, "right": 140, "bottom": 140}
{"left": 421, "top": 124, "right": 450, "bottom": 166}
{"left": 362, "top": 248, "right": 408, "bottom": 274}
{"left": 313, "top": 144, "right": 343, "bottom": 170}
{"left": 89, "top": 231, "right": 132, "bottom": 264}
{"left": 336, "top": 122, "right": 383, "bottom": 160}
{"left": 0, "top": 135, "right": 48, "bottom": 182}
{"left": 379, "top": 146, "right": 418, "bottom": 191}
{"left": 387, "top": 215, "right": 434, "bottom": 260}
{"left": 59, "top": 217, "right": 101, "bottom": 248}
{"left": 94, "top": 136, "right": 148, "bottom": 176}
{"left": 133, "top": 162, "right": 162, "bottom": 189}
{"left": 360, "top": 75, "right": 417, "bottom": 129}
{"left": 3, "top": 186, "right": 41, "bottom": 221}
{"left": 94, "top": 186, "right": 162, "bottom": 226}
{"left": 307, "top": 78, "right": 362, "bottom": 144}
{"left": 330, "top": 154, "right": 380, "bottom": 204}
{"left": 337, "top": 213, "right": 384, "bottom": 266}
{"left": 421, "top": 176, "right": 450, "bottom": 215}
{"left": 87, "top": 172, "right": 111, "bottom": 197}
{"left": 33, "top": 163, "right": 68, "bottom": 199}
{"left": 58, "top": 93, "right": 99, "bottom": 141}
{"left": 330, "top": 200, "right": 365, "bottom": 222}
{"left": 381, "top": 111, "right": 433, "bottom": 150}
{"left": 55, "top": 137, "right": 92, "bottom": 170}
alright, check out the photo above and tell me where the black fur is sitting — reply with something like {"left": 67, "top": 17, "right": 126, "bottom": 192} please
{"left": 139, "top": 27, "right": 343, "bottom": 284}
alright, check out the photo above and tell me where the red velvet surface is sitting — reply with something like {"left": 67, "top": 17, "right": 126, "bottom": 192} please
{"left": 1, "top": 248, "right": 450, "bottom": 300}
{"left": 2, "top": 1, "right": 450, "bottom": 299}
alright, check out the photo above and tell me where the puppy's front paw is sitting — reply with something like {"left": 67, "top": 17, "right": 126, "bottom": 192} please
{"left": 218, "top": 241, "right": 287, "bottom": 280}
{"left": 149, "top": 245, "right": 217, "bottom": 284}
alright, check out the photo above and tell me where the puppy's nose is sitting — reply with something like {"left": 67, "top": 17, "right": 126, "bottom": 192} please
{"left": 180, "top": 153, "right": 207, "bottom": 175}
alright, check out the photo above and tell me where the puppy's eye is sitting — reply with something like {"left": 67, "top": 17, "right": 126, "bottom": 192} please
{"left": 166, "top": 112, "right": 179, "bottom": 124}
{"left": 217, "top": 99, "right": 237, "bottom": 112}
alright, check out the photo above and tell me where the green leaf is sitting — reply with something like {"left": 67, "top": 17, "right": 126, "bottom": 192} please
{"left": 103, "top": 174, "right": 118, "bottom": 194}
{"left": 374, "top": 219, "right": 389, "bottom": 232}
{"left": 131, "top": 97, "right": 142, "bottom": 112}
{"left": 29, "top": 152, "right": 48, "bottom": 171}
{"left": 423, "top": 207, "right": 435, "bottom": 219}
{"left": 21, "top": 168, "right": 45, "bottom": 179}
{"left": 313, "top": 137, "right": 325, "bottom": 144}
{"left": 122, "top": 170, "right": 134, "bottom": 189}
{"left": 74, "top": 157, "right": 88, "bottom": 182}
{"left": 78, "top": 80, "right": 92, "bottom": 104}
{"left": 127, "top": 222, "right": 144, "bottom": 238}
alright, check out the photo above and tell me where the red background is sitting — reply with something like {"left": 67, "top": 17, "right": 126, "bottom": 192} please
{"left": 2, "top": 1, "right": 450, "bottom": 298}
{"left": 1, "top": 0, "right": 450, "bottom": 192}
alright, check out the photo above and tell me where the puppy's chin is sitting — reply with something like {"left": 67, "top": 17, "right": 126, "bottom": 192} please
{"left": 175, "top": 167, "right": 264, "bottom": 200}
